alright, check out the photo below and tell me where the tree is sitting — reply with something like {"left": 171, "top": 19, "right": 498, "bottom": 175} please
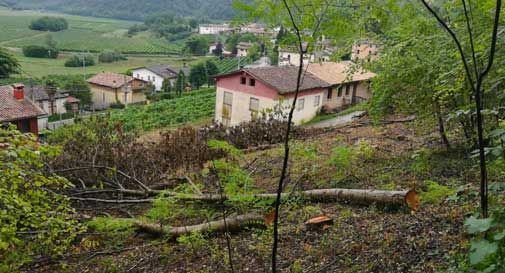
{"left": 212, "top": 41, "right": 224, "bottom": 56}
{"left": 205, "top": 60, "right": 219, "bottom": 87}
{"left": 189, "top": 63, "right": 207, "bottom": 89}
{"left": 185, "top": 36, "right": 209, "bottom": 55}
{"left": 64, "top": 54, "right": 95, "bottom": 67}
{"left": 236, "top": 1, "right": 356, "bottom": 272}
{"left": 29, "top": 16, "right": 68, "bottom": 32}
{"left": 98, "top": 50, "right": 126, "bottom": 63}
{"left": 175, "top": 70, "right": 186, "bottom": 95}
{"left": 161, "top": 78, "right": 173, "bottom": 93}
{"left": 0, "top": 126, "right": 82, "bottom": 271}
{"left": 0, "top": 48, "right": 19, "bottom": 78}
{"left": 22, "top": 45, "right": 58, "bottom": 59}
{"left": 62, "top": 77, "right": 92, "bottom": 107}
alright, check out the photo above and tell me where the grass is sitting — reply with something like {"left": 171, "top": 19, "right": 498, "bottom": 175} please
{"left": 8, "top": 49, "right": 206, "bottom": 78}
{"left": 0, "top": 7, "right": 183, "bottom": 54}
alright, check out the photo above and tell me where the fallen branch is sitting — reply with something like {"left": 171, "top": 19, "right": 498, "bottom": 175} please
{"left": 133, "top": 213, "right": 265, "bottom": 237}
{"left": 70, "top": 188, "right": 419, "bottom": 210}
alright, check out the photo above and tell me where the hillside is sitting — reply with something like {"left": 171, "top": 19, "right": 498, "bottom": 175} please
{"left": 3, "top": 0, "right": 245, "bottom": 21}
{"left": 0, "top": 8, "right": 185, "bottom": 55}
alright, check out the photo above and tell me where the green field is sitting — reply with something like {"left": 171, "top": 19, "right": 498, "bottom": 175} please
{"left": 109, "top": 88, "right": 216, "bottom": 132}
{"left": 7, "top": 48, "right": 206, "bottom": 78}
{"left": 0, "top": 7, "right": 182, "bottom": 54}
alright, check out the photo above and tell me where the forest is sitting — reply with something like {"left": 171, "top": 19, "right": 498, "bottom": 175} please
{"left": 1, "top": 0, "right": 505, "bottom": 272}
{"left": 3, "top": 0, "right": 245, "bottom": 20}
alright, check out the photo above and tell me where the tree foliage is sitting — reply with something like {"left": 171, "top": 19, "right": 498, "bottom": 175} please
{"left": 0, "top": 48, "right": 19, "bottom": 78}
{"left": 22, "top": 45, "right": 59, "bottom": 59}
{"left": 0, "top": 127, "right": 82, "bottom": 271}
{"left": 98, "top": 50, "right": 126, "bottom": 63}
{"left": 29, "top": 16, "right": 68, "bottom": 32}
{"left": 64, "top": 54, "right": 95, "bottom": 67}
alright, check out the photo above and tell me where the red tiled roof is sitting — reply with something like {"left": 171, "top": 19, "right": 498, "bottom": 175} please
{"left": 216, "top": 66, "right": 331, "bottom": 94}
{"left": 87, "top": 72, "right": 134, "bottom": 88}
{"left": 0, "top": 85, "right": 46, "bottom": 122}
{"left": 306, "top": 61, "right": 376, "bottom": 85}
{"left": 66, "top": 96, "right": 80, "bottom": 103}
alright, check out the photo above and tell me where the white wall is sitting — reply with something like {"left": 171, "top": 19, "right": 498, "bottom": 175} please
{"left": 132, "top": 68, "right": 163, "bottom": 91}
{"left": 35, "top": 97, "right": 68, "bottom": 115}
{"left": 215, "top": 87, "right": 324, "bottom": 126}
{"left": 278, "top": 51, "right": 315, "bottom": 67}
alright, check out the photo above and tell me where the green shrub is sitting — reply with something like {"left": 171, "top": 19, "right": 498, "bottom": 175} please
{"left": 98, "top": 50, "right": 127, "bottom": 63}
{"left": 64, "top": 54, "right": 95, "bottom": 67}
{"left": 87, "top": 217, "right": 134, "bottom": 243}
{"left": 29, "top": 16, "right": 68, "bottom": 32}
{"left": 419, "top": 180, "right": 455, "bottom": 204}
{"left": 0, "top": 127, "right": 83, "bottom": 271}
{"left": 22, "top": 45, "right": 59, "bottom": 58}
{"left": 109, "top": 101, "right": 125, "bottom": 109}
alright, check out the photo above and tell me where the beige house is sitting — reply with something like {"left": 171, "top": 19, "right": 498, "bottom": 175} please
{"left": 87, "top": 72, "right": 148, "bottom": 109}
{"left": 236, "top": 42, "right": 254, "bottom": 57}
{"left": 351, "top": 40, "right": 381, "bottom": 62}
{"left": 307, "top": 61, "right": 376, "bottom": 110}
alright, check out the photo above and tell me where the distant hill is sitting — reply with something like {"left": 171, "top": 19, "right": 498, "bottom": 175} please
{"left": 4, "top": 0, "right": 245, "bottom": 21}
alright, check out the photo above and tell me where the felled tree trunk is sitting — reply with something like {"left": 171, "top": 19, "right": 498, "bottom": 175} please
{"left": 134, "top": 213, "right": 265, "bottom": 237}
{"left": 177, "top": 189, "right": 419, "bottom": 210}
{"left": 71, "top": 188, "right": 419, "bottom": 210}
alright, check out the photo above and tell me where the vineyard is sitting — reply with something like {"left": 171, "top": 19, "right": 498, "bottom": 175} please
{"left": 109, "top": 88, "right": 216, "bottom": 132}
{"left": 211, "top": 56, "right": 254, "bottom": 74}
{"left": 0, "top": 7, "right": 183, "bottom": 54}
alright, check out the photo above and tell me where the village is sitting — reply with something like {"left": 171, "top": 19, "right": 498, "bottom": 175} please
{"left": 0, "top": 21, "right": 379, "bottom": 135}
{"left": 1, "top": 1, "right": 504, "bottom": 273}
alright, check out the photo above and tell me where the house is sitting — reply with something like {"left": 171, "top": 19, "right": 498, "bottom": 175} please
{"left": 0, "top": 83, "right": 47, "bottom": 135}
{"left": 236, "top": 42, "right": 254, "bottom": 57}
{"left": 351, "top": 40, "right": 380, "bottom": 62}
{"left": 132, "top": 65, "right": 189, "bottom": 91}
{"left": 87, "top": 72, "right": 148, "bottom": 109}
{"left": 24, "top": 85, "right": 79, "bottom": 115}
{"left": 307, "top": 61, "right": 376, "bottom": 110}
{"left": 279, "top": 40, "right": 336, "bottom": 67}
{"left": 214, "top": 66, "right": 331, "bottom": 126}
{"left": 198, "top": 23, "right": 235, "bottom": 35}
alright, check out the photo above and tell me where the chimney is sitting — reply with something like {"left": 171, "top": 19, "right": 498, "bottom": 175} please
{"left": 12, "top": 83, "right": 25, "bottom": 100}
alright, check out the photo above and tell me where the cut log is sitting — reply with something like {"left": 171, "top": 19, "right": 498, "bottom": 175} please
{"left": 175, "top": 188, "right": 420, "bottom": 210}
{"left": 133, "top": 213, "right": 265, "bottom": 237}
{"left": 70, "top": 188, "right": 419, "bottom": 210}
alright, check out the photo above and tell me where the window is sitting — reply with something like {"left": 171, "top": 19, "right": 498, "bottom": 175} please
{"left": 249, "top": 79, "right": 256, "bottom": 87}
{"left": 345, "top": 84, "right": 350, "bottom": 96}
{"left": 327, "top": 89, "right": 333, "bottom": 99}
{"left": 357, "top": 49, "right": 360, "bottom": 54}
{"left": 296, "top": 98, "right": 305, "bottom": 111}
{"left": 222, "top": 92, "right": 233, "bottom": 125}
{"left": 249, "top": 97, "right": 259, "bottom": 112}
{"left": 314, "top": 95, "right": 320, "bottom": 107}
{"left": 337, "top": 86, "right": 343, "bottom": 97}
{"left": 148, "top": 75, "right": 151, "bottom": 81}
{"left": 136, "top": 74, "right": 140, "bottom": 78}
{"left": 152, "top": 76, "right": 156, "bottom": 82}
{"left": 240, "top": 77, "right": 246, "bottom": 84}
{"left": 223, "top": 91, "right": 233, "bottom": 106}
